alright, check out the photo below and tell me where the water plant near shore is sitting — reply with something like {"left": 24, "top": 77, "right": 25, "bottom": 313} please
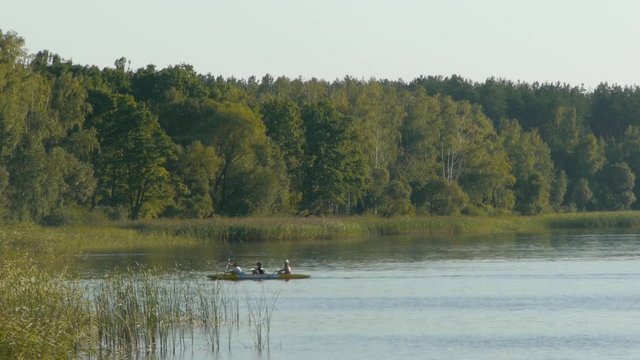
{"left": 0, "top": 255, "right": 274, "bottom": 359}
{"left": 0, "top": 257, "right": 91, "bottom": 359}
{"left": 125, "top": 211, "right": 640, "bottom": 243}
{"left": 246, "top": 287, "right": 279, "bottom": 352}
{"left": 92, "top": 267, "right": 243, "bottom": 357}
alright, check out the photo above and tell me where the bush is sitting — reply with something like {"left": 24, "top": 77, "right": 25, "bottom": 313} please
{"left": 41, "top": 206, "right": 111, "bottom": 226}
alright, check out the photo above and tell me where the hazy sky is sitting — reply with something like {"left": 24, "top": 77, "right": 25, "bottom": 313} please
{"left": 2, "top": 0, "right": 639, "bottom": 87}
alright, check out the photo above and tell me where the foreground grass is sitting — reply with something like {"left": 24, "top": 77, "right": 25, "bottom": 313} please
{"left": 0, "top": 261, "right": 263, "bottom": 359}
{"left": 0, "top": 257, "right": 91, "bottom": 359}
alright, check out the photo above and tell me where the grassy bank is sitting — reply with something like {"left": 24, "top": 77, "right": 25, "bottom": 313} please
{"left": 4, "top": 211, "right": 640, "bottom": 261}
{"left": 126, "top": 211, "right": 640, "bottom": 243}
{"left": 0, "top": 223, "right": 199, "bottom": 269}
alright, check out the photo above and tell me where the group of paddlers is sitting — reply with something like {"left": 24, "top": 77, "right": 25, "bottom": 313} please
{"left": 226, "top": 259, "right": 291, "bottom": 276}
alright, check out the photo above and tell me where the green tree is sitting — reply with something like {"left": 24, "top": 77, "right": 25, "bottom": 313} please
{"left": 570, "top": 178, "right": 593, "bottom": 211}
{"left": 222, "top": 142, "right": 290, "bottom": 216}
{"left": 621, "top": 126, "right": 640, "bottom": 208}
{"left": 260, "top": 99, "right": 306, "bottom": 206}
{"left": 0, "top": 30, "right": 26, "bottom": 65}
{"left": 0, "top": 33, "right": 95, "bottom": 221}
{"left": 174, "top": 141, "right": 221, "bottom": 218}
{"left": 499, "top": 119, "right": 554, "bottom": 214}
{"left": 412, "top": 177, "right": 467, "bottom": 215}
{"left": 571, "top": 134, "right": 605, "bottom": 180}
{"left": 331, "top": 79, "right": 403, "bottom": 214}
{"left": 550, "top": 169, "right": 568, "bottom": 211}
{"left": 597, "top": 162, "right": 636, "bottom": 210}
{"left": 301, "top": 102, "right": 366, "bottom": 214}
{"left": 183, "top": 101, "right": 290, "bottom": 215}
{"left": 395, "top": 88, "right": 440, "bottom": 187}
{"left": 436, "top": 97, "right": 514, "bottom": 213}
{"left": 379, "top": 180, "right": 415, "bottom": 217}
{"left": 96, "top": 95, "right": 176, "bottom": 219}
{"left": 0, "top": 166, "right": 8, "bottom": 219}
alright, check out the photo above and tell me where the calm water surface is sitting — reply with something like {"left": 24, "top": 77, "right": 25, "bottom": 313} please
{"left": 77, "top": 231, "right": 640, "bottom": 359}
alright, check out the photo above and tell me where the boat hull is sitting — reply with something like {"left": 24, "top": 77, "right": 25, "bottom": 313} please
{"left": 207, "top": 273, "right": 310, "bottom": 281}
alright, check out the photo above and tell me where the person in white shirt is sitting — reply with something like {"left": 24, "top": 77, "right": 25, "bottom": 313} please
{"left": 277, "top": 259, "right": 291, "bottom": 274}
{"left": 226, "top": 261, "right": 244, "bottom": 275}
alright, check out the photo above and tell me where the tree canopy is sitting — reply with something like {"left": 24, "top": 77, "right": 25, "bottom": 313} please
{"left": 2, "top": 29, "right": 640, "bottom": 222}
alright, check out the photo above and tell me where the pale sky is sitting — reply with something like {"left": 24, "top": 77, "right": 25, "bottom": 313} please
{"left": 2, "top": 0, "right": 640, "bottom": 88}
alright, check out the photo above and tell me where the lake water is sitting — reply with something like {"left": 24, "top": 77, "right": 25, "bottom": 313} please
{"left": 77, "top": 230, "right": 640, "bottom": 359}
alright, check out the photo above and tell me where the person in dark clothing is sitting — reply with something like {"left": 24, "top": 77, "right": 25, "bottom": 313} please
{"left": 252, "top": 262, "right": 265, "bottom": 275}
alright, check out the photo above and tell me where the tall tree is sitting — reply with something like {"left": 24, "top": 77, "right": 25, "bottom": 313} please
{"left": 96, "top": 95, "right": 176, "bottom": 219}
{"left": 173, "top": 141, "right": 221, "bottom": 218}
{"left": 260, "top": 99, "right": 306, "bottom": 206}
{"left": 190, "top": 101, "right": 290, "bottom": 215}
{"left": 301, "top": 102, "right": 366, "bottom": 214}
{"left": 500, "top": 119, "right": 554, "bottom": 214}
{"left": 596, "top": 162, "right": 636, "bottom": 210}
{"left": 436, "top": 97, "right": 515, "bottom": 213}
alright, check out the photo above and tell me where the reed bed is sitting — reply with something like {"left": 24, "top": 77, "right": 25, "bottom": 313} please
{"left": 0, "top": 257, "right": 91, "bottom": 359}
{"left": 0, "top": 258, "right": 278, "bottom": 359}
{"left": 126, "top": 211, "right": 640, "bottom": 243}
{"left": 92, "top": 267, "right": 243, "bottom": 358}
{"left": 538, "top": 211, "right": 640, "bottom": 229}
{"left": 0, "top": 223, "right": 200, "bottom": 273}
{"left": 126, "top": 217, "right": 369, "bottom": 242}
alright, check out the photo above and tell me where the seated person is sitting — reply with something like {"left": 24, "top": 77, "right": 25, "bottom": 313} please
{"left": 277, "top": 259, "right": 291, "bottom": 274}
{"left": 252, "top": 262, "right": 265, "bottom": 275}
{"left": 226, "top": 261, "right": 244, "bottom": 275}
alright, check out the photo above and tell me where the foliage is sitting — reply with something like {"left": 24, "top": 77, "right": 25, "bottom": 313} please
{"left": 260, "top": 98, "right": 305, "bottom": 199}
{"left": 596, "top": 162, "right": 636, "bottom": 210}
{"left": 173, "top": 141, "right": 221, "bottom": 218}
{"left": 3, "top": 29, "right": 640, "bottom": 220}
{"left": 412, "top": 177, "right": 467, "bottom": 215}
{"left": 301, "top": 102, "right": 366, "bottom": 214}
{"left": 95, "top": 95, "right": 176, "bottom": 219}
{"left": 500, "top": 119, "right": 554, "bottom": 214}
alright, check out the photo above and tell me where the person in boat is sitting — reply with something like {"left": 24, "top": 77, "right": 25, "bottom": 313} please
{"left": 277, "top": 259, "right": 291, "bottom": 274}
{"left": 251, "top": 262, "right": 265, "bottom": 275}
{"left": 226, "top": 261, "right": 244, "bottom": 275}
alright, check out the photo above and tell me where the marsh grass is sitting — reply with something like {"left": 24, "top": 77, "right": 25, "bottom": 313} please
{"left": 127, "top": 217, "right": 368, "bottom": 242}
{"left": 246, "top": 287, "right": 279, "bottom": 352}
{"left": 0, "top": 223, "right": 200, "bottom": 273}
{"left": 92, "top": 267, "right": 243, "bottom": 358}
{"left": 0, "top": 256, "right": 91, "bottom": 359}
{"left": 538, "top": 211, "right": 640, "bottom": 229}
{"left": 126, "top": 212, "right": 640, "bottom": 243}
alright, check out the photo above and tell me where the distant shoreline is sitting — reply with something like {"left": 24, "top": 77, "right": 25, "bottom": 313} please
{"left": 125, "top": 211, "right": 640, "bottom": 243}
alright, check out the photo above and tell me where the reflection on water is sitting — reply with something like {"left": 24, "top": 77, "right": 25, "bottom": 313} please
{"left": 76, "top": 230, "right": 640, "bottom": 359}
{"left": 77, "top": 230, "right": 640, "bottom": 275}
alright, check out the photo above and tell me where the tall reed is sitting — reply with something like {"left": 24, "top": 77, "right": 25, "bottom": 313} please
{"left": 126, "top": 211, "right": 640, "bottom": 243}
{"left": 246, "top": 287, "right": 280, "bottom": 352}
{"left": 92, "top": 267, "right": 243, "bottom": 357}
{"left": 0, "top": 256, "right": 91, "bottom": 359}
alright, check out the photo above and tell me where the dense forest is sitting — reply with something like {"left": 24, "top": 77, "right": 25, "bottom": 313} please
{"left": 2, "top": 30, "right": 640, "bottom": 222}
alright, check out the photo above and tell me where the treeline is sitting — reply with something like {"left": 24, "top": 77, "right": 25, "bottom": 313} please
{"left": 2, "top": 30, "right": 640, "bottom": 222}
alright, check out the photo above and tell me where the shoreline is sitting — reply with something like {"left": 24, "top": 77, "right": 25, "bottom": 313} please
{"left": 124, "top": 211, "right": 640, "bottom": 243}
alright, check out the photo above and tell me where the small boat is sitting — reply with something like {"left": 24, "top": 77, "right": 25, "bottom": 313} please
{"left": 207, "top": 272, "right": 311, "bottom": 281}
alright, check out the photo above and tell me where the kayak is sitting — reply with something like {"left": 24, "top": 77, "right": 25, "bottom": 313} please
{"left": 207, "top": 273, "right": 310, "bottom": 281}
